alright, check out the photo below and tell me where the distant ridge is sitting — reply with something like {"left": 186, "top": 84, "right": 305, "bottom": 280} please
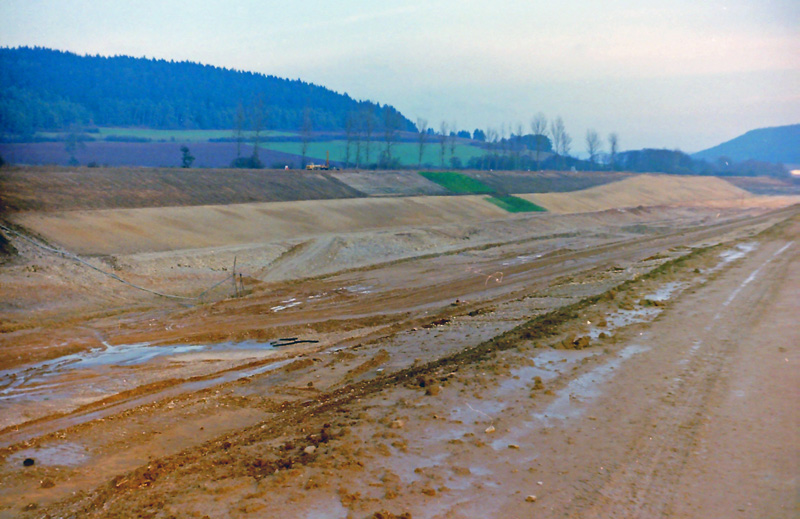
{"left": 0, "top": 46, "right": 415, "bottom": 134}
{"left": 692, "top": 124, "right": 800, "bottom": 165}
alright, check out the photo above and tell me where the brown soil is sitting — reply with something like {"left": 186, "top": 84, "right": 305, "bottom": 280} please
{"left": 0, "top": 169, "right": 797, "bottom": 518}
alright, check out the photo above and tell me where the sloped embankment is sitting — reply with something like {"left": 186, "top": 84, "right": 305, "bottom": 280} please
{"left": 520, "top": 174, "right": 753, "bottom": 214}
{"left": 10, "top": 195, "right": 510, "bottom": 255}
{"left": 0, "top": 166, "right": 365, "bottom": 213}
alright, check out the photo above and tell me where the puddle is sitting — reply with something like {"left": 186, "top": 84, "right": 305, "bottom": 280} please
{"left": 716, "top": 242, "right": 757, "bottom": 266}
{"left": 341, "top": 284, "right": 373, "bottom": 295}
{"left": 497, "top": 349, "right": 597, "bottom": 397}
{"left": 586, "top": 281, "right": 686, "bottom": 341}
{"left": 533, "top": 344, "right": 649, "bottom": 423}
{"left": 449, "top": 399, "right": 507, "bottom": 425}
{"left": 0, "top": 358, "right": 294, "bottom": 448}
{"left": 8, "top": 442, "right": 90, "bottom": 467}
{"left": 271, "top": 298, "right": 302, "bottom": 312}
{"left": 0, "top": 340, "right": 278, "bottom": 401}
{"left": 390, "top": 451, "right": 449, "bottom": 484}
{"left": 501, "top": 254, "right": 542, "bottom": 267}
{"left": 645, "top": 281, "right": 685, "bottom": 302}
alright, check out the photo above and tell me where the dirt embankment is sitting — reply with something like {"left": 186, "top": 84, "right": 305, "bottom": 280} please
{"left": 9, "top": 195, "right": 511, "bottom": 255}
{"left": 0, "top": 166, "right": 364, "bottom": 213}
{"left": 520, "top": 174, "right": 756, "bottom": 213}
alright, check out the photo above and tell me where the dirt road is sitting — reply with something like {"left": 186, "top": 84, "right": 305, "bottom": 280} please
{"left": 0, "top": 205, "right": 796, "bottom": 518}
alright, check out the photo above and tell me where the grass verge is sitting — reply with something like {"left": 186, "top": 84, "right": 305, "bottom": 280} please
{"left": 419, "top": 171, "right": 494, "bottom": 194}
{"left": 486, "top": 195, "right": 546, "bottom": 213}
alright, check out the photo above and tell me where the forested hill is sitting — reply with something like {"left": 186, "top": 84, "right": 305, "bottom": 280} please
{"left": 0, "top": 46, "right": 415, "bottom": 135}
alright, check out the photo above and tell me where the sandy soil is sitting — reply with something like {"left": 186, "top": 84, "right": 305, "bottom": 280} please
{"left": 0, "top": 171, "right": 797, "bottom": 518}
{"left": 522, "top": 174, "right": 755, "bottom": 213}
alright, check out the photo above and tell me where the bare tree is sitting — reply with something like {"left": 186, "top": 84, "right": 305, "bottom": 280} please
{"left": 608, "top": 133, "right": 619, "bottom": 171}
{"left": 233, "top": 102, "right": 246, "bottom": 159}
{"left": 515, "top": 123, "right": 524, "bottom": 170}
{"left": 249, "top": 95, "right": 267, "bottom": 167}
{"left": 585, "top": 129, "right": 601, "bottom": 169}
{"left": 300, "top": 107, "right": 313, "bottom": 167}
{"left": 530, "top": 112, "right": 548, "bottom": 170}
{"left": 383, "top": 110, "right": 401, "bottom": 166}
{"left": 439, "top": 121, "right": 448, "bottom": 168}
{"left": 549, "top": 116, "right": 571, "bottom": 170}
{"left": 361, "top": 109, "right": 374, "bottom": 166}
{"left": 416, "top": 117, "right": 428, "bottom": 168}
{"left": 449, "top": 120, "right": 457, "bottom": 163}
{"left": 484, "top": 127, "right": 498, "bottom": 170}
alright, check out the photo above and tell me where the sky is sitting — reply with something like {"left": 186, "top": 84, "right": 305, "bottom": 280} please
{"left": 1, "top": 0, "right": 798, "bottom": 152}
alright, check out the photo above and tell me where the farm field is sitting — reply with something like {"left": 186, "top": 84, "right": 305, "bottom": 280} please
{"left": 259, "top": 139, "right": 486, "bottom": 167}
{"left": 0, "top": 167, "right": 798, "bottom": 518}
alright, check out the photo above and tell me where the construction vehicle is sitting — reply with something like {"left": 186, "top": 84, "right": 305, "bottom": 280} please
{"left": 305, "top": 151, "right": 333, "bottom": 170}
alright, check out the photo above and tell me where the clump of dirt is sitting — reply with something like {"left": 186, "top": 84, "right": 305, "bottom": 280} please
{"left": 557, "top": 333, "right": 591, "bottom": 349}
{"left": 422, "top": 318, "right": 450, "bottom": 329}
{"left": 285, "top": 358, "right": 315, "bottom": 372}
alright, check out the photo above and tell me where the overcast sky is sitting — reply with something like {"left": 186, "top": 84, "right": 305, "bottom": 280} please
{"left": 1, "top": 0, "right": 798, "bottom": 152}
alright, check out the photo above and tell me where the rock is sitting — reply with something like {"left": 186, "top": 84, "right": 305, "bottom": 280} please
{"left": 390, "top": 419, "right": 405, "bottom": 429}
{"left": 485, "top": 425, "right": 496, "bottom": 434}
{"left": 508, "top": 444, "right": 520, "bottom": 449}
{"left": 303, "top": 445, "right": 317, "bottom": 455}
{"left": 526, "top": 495, "right": 537, "bottom": 502}
{"left": 22, "top": 458, "right": 34, "bottom": 467}
{"left": 40, "top": 478, "right": 55, "bottom": 489}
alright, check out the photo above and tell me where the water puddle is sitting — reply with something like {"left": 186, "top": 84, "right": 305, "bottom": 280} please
{"left": 533, "top": 344, "right": 649, "bottom": 424}
{"left": 716, "top": 242, "right": 757, "bottom": 267}
{"left": 587, "top": 281, "right": 685, "bottom": 341}
{"left": 271, "top": 297, "right": 302, "bottom": 312}
{"left": 7, "top": 442, "right": 90, "bottom": 468}
{"left": 0, "top": 358, "right": 294, "bottom": 448}
{"left": 341, "top": 284, "right": 374, "bottom": 295}
{"left": 496, "top": 349, "right": 597, "bottom": 397}
{"left": 0, "top": 340, "right": 279, "bottom": 402}
{"left": 501, "top": 254, "right": 542, "bottom": 267}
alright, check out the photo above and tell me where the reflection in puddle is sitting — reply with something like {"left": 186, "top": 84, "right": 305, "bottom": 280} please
{"left": 717, "top": 242, "right": 757, "bottom": 266}
{"left": 0, "top": 340, "right": 278, "bottom": 408}
{"left": 534, "top": 344, "right": 649, "bottom": 424}
{"left": 501, "top": 254, "right": 542, "bottom": 267}
{"left": 342, "top": 284, "right": 374, "bottom": 295}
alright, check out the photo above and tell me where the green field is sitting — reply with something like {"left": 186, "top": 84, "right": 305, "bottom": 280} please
{"left": 418, "top": 171, "right": 495, "bottom": 194}
{"left": 259, "top": 141, "right": 486, "bottom": 167}
{"left": 486, "top": 195, "right": 547, "bottom": 213}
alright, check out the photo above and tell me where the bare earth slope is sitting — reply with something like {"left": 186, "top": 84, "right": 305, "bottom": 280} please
{"left": 522, "top": 173, "right": 752, "bottom": 213}
{"left": 10, "top": 195, "right": 509, "bottom": 255}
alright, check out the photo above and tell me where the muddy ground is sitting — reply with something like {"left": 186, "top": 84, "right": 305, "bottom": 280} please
{"left": 0, "top": 170, "right": 797, "bottom": 518}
